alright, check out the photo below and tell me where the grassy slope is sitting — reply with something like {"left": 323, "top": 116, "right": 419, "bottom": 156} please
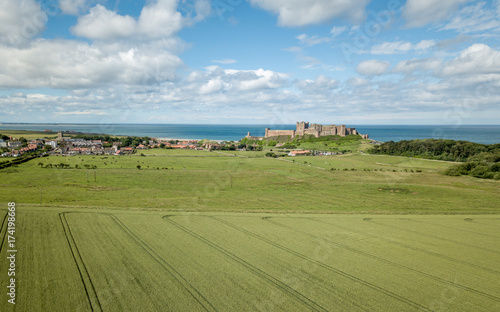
{"left": 1, "top": 149, "right": 498, "bottom": 214}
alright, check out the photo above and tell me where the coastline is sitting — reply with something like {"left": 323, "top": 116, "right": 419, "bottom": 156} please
{"left": 1, "top": 123, "right": 500, "bottom": 144}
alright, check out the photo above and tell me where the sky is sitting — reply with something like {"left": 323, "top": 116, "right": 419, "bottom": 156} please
{"left": 0, "top": 0, "right": 499, "bottom": 125}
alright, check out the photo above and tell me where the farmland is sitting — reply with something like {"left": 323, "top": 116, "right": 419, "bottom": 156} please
{"left": 0, "top": 208, "right": 499, "bottom": 311}
{"left": 1, "top": 149, "right": 499, "bottom": 311}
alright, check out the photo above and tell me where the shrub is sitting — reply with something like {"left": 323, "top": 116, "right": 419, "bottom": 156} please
{"left": 470, "top": 165, "right": 489, "bottom": 178}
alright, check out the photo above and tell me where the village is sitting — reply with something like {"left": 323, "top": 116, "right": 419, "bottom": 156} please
{"left": 0, "top": 130, "right": 324, "bottom": 158}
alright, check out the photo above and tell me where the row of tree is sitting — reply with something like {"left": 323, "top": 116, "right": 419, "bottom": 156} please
{"left": 367, "top": 139, "right": 500, "bottom": 180}
{"left": 368, "top": 139, "right": 500, "bottom": 162}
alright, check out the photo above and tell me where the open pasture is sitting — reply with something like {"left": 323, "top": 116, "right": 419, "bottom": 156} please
{"left": 1, "top": 151, "right": 499, "bottom": 213}
{"left": 1, "top": 208, "right": 499, "bottom": 311}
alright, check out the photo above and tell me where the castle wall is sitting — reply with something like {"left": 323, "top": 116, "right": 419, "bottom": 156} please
{"left": 261, "top": 122, "right": 369, "bottom": 141}
{"left": 265, "top": 129, "right": 295, "bottom": 138}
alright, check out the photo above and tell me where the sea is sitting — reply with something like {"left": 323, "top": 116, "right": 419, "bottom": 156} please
{"left": 0, "top": 123, "right": 499, "bottom": 145}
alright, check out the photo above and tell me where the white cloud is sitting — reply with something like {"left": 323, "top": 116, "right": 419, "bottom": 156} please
{"left": 59, "top": 0, "right": 92, "bottom": 15}
{"left": 403, "top": 0, "right": 471, "bottom": 28}
{"left": 212, "top": 59, "right": 237, "bottom": 64}
{"left": 71, "top": 5, "right": 136, "bottom": 40}
{"left": 371, "top": 40, "right": 436, "bottom": 55}
{"left": 0, "top": 40, "right": 183, "bottom": 89}
{"left": 72, "top": 0, "right": 184, "bottom": 40}
{"left": 296, "top": 75, "right": 337, "bottom": 93}
{"left": 248, "top": 0, "right": 370, "bottom": 27}
{"left": 440, "top": 43, "right": 500, "bottom": 76}
{"left": 356, "top": 60, "right": 390, "bottom": 76}
{"left": 0, "top": 0, "right": 45, "bottom": 46}
{"left": 393, "top": 58, "right": 441, "bottom": 74}
{"left": 296, "top": 34, "right": 331, "bottom": 47}
{"left": 330, "top": 25, "right": 347, "bottom": 37}
{"left": 440, "top": 1, "right": 500, "bottom": 34}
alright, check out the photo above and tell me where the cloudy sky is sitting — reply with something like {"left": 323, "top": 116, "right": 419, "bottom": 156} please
{"left": 1, "top": 0, "right": 499, "bottom": 125}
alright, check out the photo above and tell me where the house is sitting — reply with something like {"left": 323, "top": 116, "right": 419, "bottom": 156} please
{"left": 288, "top": 150, "right": 311, "bottom": 156}
{"left": 0, "top": 139, "right": 6, "bottom": 148}
{"left": 45, "top": 140, "right": 58, "bottom": 148}
{"left": 8, "top": 141, "right": 22, "bottom": 149}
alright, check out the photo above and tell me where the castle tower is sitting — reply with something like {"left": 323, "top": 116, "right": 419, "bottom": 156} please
{"left": 340, "top": 125, "right": 346, "bottom": 136}
{"left": 265, "top": 128, "right": 270, "bottom": 138}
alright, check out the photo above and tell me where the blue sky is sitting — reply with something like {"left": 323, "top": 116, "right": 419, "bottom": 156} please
{"left": 0, "top": 0, "right": 499, "bottom": 125}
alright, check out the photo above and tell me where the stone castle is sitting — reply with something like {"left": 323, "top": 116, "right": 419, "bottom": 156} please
{"left": 246, "top": 122, "right": 369, "bottom": 140}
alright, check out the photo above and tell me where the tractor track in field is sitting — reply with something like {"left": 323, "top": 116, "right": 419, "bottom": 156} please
{"left": 59, "top": 212, "right": 103, "bottom": 312}
{"left": 261, "top": 216, "right": 500, "bottom": 304}
{"left": 209, "top": 216, "right": 432, "bottom": 312}
{"left": 403, "top": 218, "right": 499, "bottom": 240}
{"left": 306, "top": 217, "right": 500, "bottom": 275}
{"left": 0, "top": 211, "right": 8, "bottom": 254}
{"left": 163, "top": 215, "right": 328, "bottom": 312}
{"left": 362, "top": 218, "right": 500, "bottom": 254}
{"left": 110, "top": 215, "right": 217, "bottom": 312}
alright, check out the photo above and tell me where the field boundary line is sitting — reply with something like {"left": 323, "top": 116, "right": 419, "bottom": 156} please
{"left": 162, "top": 215, "right": 328, "bottom": 312}
{"left": 0, "top": 211, "right": 8, "bottom": 254}
{"left": 110, "top": 215, "right": 217, "bottom": 312}
{"left": 306, "top": 217, "right": 500, "bottom": 275}
{"left": 209, "top": 216, "right": 432, "bottom": 311}
{"left": 59, "top": 212, "right": 102, "bottom": 312}
{"left": 367, "top": 218, "right": 500, "bottom": 254}
{"left": 263, "top": 216, "right": 500, "bottom": 303}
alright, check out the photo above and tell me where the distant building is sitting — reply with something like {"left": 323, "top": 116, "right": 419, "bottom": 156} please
{"left": 246, "top": 121, "right": 369, "bottom": 140}
{"left": 8, "top": 141, "right": 22, "bottom": 148}
{"left": 0, "top": 139, "right": 6, "bottom": 148}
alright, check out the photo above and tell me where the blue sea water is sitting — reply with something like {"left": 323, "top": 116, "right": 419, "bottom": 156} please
{"left": 0, "top": 123, "right": 499, "bottom": 144}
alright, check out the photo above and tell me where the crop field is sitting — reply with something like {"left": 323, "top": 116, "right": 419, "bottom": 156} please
{"left": 1, "top": 150, "right": 499, "bottom": 310}
{"left": 0, "top": 207, "right": 499, "bottom": 311}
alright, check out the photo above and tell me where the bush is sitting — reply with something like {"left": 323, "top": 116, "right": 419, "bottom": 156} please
{"left": 470, "top": 165, "right": 489, "bottom": 178}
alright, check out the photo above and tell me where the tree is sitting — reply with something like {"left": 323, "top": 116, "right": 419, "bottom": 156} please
{"left": 137, "top": 165, "right": 141, "bottom": 170}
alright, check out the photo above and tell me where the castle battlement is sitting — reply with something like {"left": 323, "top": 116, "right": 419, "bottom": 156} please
{"left": 262, "top": 122, "right": 368, "bottom": 140}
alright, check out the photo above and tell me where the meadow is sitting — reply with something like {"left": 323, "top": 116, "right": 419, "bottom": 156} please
{"left": 1, "top": 149, "right": 499, "bottom": 213}
{"left": 1, "top": 149, "right": 499, "bottom": 311}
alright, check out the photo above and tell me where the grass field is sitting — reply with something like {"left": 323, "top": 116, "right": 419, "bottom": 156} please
{"left": 1, "top": 150, "right": 498, "bottom": 213}
{"left": 0, "top": 208, "right": 499, "bottom": 311}
{"left": 1, "top": 148, "right": 499, "bottom": 311}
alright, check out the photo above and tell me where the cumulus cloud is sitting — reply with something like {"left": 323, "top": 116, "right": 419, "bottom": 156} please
{"left": 0, "top": 40, "right": 183, "bottom": 89}
{"left": 371, "top": 40, "right": 436, "bottom": 54}
{"left": 72, "top": 0, "right": 184, "bottom": 40}
{"left": 440, "top": 43, "right": 500, "bottom": 76}
{"left": 296, "top": 75, "right": 337, "bottom": 93}
{"left": 248, "top": 0, "right": 370, "bottom": 27}
{"left": 0, "top": 0, "right": 46, "bottom": 46}
{"left": 71, "top": 5, "right": 136, "bottom": 40}
{"left": 403, "top": 0, "right": 470, "bottom": 28}
{"left": 59, "top": 0, "right": 92, "bottom": 15}
{"left": 393, "top": 58, "right": 441, "bottom": 75}
{"left": 356, "top": 60, "right": 390, "bottom": 76}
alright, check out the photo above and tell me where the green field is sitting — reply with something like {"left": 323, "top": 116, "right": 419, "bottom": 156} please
{"left": 1, "top": 148, "right": 499, "bottom": 310}
{"left": 1, "top": 150, "right": 499, "bottom": 213}
{"left": 1, "top": 208, "right": 499, "bottom": 311}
